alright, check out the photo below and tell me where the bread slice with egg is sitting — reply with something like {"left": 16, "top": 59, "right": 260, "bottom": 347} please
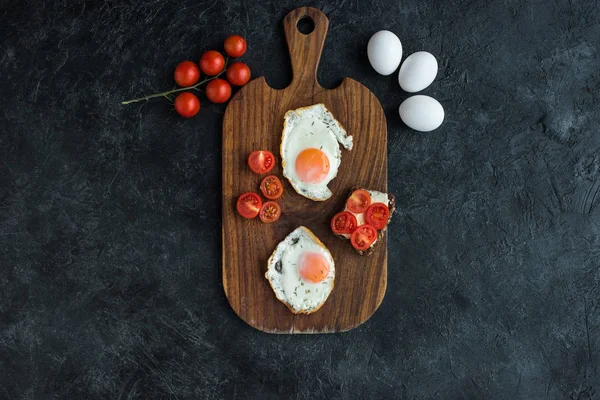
{"left": 335, "top": 187, "right": 396, "bottom": 256}
{"left": 265, "top": 226, "right": 335, "bottom": 314}
{"left": 280, "top": 103, "right": 353, "bottom": 201}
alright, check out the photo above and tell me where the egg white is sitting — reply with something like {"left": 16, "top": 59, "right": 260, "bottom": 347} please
{"left": 281, "top": 104, "right": 353, "bottom": 201}
{"left": 265, "top": 226, "right": 335, "bottom": 314}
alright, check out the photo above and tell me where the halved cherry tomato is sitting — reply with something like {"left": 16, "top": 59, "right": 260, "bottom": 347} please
{"left": 199, "top": 50, "right": 225, "bottom": 76}
{"left": 174, "top": 92, "right": 200, "bottom": 118}
{"left": 236, "top": 192, "right": 262, "bottom": 219}
{"left": 350, "top": 225, "right": 377, "bottom": 251}
{"left": 259, "top": 201, "right": 281, "bottom": 223}
{"left": 346, "top": 189, "right": 371, "bottom": 213}
{"left": 331, "top": 211, "right": 358, "bottom": 235}
{"left": 224, "top": 35, "right": 247, "bottom": 58}
{"left": 248, "top": 150, "right": 275, "bottom": 174}
{"left": 205, "top": 79, "right": 231, "bottom": 103}
{"left": 364, "top": 203, "right": 390, "bottom": 230}
{"left": 260, "top": 175, "right": 283, "bottom": 199}
{"left": 174, "top": 61, "right": 200, "bottom": 87}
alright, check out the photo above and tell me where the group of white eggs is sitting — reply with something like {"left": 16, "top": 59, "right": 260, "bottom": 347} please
{"left": 367, "top": 30, "right": 444, "bottom": 132}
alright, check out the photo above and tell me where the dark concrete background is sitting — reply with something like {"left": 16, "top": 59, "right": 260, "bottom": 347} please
{"left": 1, "top": 0, "right": 600, "bottom": 398}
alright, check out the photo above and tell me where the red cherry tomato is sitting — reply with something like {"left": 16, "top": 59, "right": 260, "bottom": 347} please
{"left": 173, "top": 61, "right": 200, "bottom": 87}
{"left": 350, "top": 225, "right": 377, "bottom": 251}
{"left": 248, "top": 150, "right": 276, "bottom": 174}
{"left": 199, "top": 50, "right": 225, "bottom": 76}
{"left": 331, "top": 212, "right": 358, "bottom": 235}
{"left": 364, "top": 203, "right": 390, "bottom": 230}
{"left": 205, "top": 79, "right": 231, "bottom": 103}
{"left": 236, "top": 192, "right": 262, "bottom": 219}
{"left": 224, "top": 35, "right": 247, "bottom": 58}
{"left": 260, "top": 175, "right": 284, "bottom": 200}
{"left": 226, "top": 62, "right": 251, "bottom": 86}
{"left": 259, "top": 201, "right": 281, "bottom": 223}
{"left": 346, "top": 189, "right": 371, "bottom": 214}
{"left": 174, "top": 92, "right": 200, "bottom": 118}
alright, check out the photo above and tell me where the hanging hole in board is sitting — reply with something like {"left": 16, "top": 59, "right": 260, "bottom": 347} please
{"left": 297, "top": 16, "right": 315, "bottom": 35}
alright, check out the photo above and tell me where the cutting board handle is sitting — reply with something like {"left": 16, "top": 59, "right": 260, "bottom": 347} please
{"left": 284, "top": 7, "right": 329, "bottom": 89}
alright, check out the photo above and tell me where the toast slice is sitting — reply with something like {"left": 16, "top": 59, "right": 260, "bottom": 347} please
{"left": 335, "top": 187, "right": 396, "bottom": 256}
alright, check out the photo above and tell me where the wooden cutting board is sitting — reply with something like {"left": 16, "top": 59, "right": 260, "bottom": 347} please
{"left": 222, "top": 7, "right": 388, "bottom": 333}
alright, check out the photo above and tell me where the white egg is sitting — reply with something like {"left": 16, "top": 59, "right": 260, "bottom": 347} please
{"left": 367, "top": 30, "right": 403, "bottom": 76}
{"left": 265, "top": 226, "right": 335, "bottom": 314}
{"left": 281, "top": 104, "right": 353, "bottom": 201}
{"left": 399, "top": 95, "right": 444, "bottom": 132}
{"left": 398, "top": 51, "right": 438, "bottom": 93}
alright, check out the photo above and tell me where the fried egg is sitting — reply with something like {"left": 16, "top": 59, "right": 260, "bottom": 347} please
{"left": 281, "top": 104, "right": 353, "bottom": 201}
{"left": 265, "top": 226, "right": 335, "bottom": 314}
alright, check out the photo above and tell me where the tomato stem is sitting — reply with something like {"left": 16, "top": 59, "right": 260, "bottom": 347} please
{"left": 121, "top": 58, "right": 229, "bottom": 105}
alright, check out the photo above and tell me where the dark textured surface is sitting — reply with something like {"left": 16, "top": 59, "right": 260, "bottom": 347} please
{"left": 1, "top": 0, "right": 599, "bottom": 398}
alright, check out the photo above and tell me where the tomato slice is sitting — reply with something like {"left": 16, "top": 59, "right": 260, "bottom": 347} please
{"left": 248, "top": 150, "right": 275, "bottom": 174}
{"left": 236, "top": 192, "right": 262, "bottom": 219}
{"left": 364, "top": 203, "right": 390, "bottom": 230}
{"left": 350, "top": 225, "right": 377, "bottom": 251}
{"left": 259, "top": 201, "right": 281, "bottom": 223}
{"left": 331, "top": 212, "right": 358, "bottom": 235}
{"left": 346, "top": 189, "right": 371, "bottom": 213}
{"left": 260, "top": 175, "right": 284, "bottom": 199}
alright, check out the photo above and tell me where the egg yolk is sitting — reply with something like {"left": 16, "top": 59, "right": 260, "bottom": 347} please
{"left": 295, "top": 148, "right": 330, "bottom": 183}
{"left": 298, "top": 252, "right": 331, "bottom": 283}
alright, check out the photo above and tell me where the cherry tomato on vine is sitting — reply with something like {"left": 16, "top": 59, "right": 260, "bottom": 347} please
{"left": 224, "top": 35, "right": 247, "bottom": 58}
{"left": 173, "top": 61, "right": 200, "bottom": 87}
{"left": 174, "top": 92, "right": 200, "bottom": 118}
{"left": 199, "top": 50, "right": 225, "bottom": 76}
{"left": 226, "top": 62, "right": 251, "bottom": 86}
{"left": 205, "top": 79, "right": 231, "bottom": 103}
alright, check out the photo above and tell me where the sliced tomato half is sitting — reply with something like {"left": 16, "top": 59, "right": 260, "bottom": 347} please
{"left": 236, "top": 192, "right": 262, "bottom": 219}
{"left": 260, "top": 175, "right": 284, "bottom": 199}
{"left": 350, "top": 224, "right": 377, "bottom": 251}
{"left": 331, "top": 211, "right": 358, "bottom": 235}
{"left": 346, "top": 189, "right": 371, "bottom": 213}
{"left": 259, "top": 201, "right": 281, "bottom": 223}
{"left": 248, "top": 150, "right": 275, "bottom": 174}
{"left": 364, "top": 203, "right": 390, "bottom": 230}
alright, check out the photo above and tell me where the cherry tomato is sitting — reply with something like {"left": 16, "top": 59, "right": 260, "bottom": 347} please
{"left": 224, "top": 35, "right": 247, "bottom": 58}
{"left": 350, "top": 225, "right": 377, "bottom": 251}
{"left": 226, "top": 62, "right": 251, "bottom": 86}
{"left": 174, "top": 92, "right": 200, "bottom": 118}
{"left": 346, "top": 189, "right": 371, "bottom": 214}
{"left": 236, "top": 192, "right": 262, "bottom": 219}
{"left": 364, "top": 203, "right": 390, "bottom": 230}
{"left": 248, "top": 150, "right": 275, "bottom": 174}
{"left": 199, "top": 50, "right": 225, "bottom": 76}
{"left": 331, "top": 212, "right": 358, "bottom": 235}
{"left": 260, "top": 175, "right": 283, "bottom": 199}
{"left": 173, "top": 61, "right": 200, "bottom": 87}
{"left": 259, "top": 201, "right": 281, "bottom": 223}
{"left": 205, "top": 79, "right": 231, "bottom": 103}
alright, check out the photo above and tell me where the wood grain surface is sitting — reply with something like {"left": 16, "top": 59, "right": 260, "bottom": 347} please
{"left": 222, "top": 7, "right": 388, "bottom": 333}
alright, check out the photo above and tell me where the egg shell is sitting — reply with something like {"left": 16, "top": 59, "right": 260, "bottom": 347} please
{"left": 367, "top": 30, "right": 403, "bottom": 76}
{"left": 398, "top": 51, "right": 438, "bottom": 93}
{"left": 399, "top": 95, "right": 444, "bottom": 132}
